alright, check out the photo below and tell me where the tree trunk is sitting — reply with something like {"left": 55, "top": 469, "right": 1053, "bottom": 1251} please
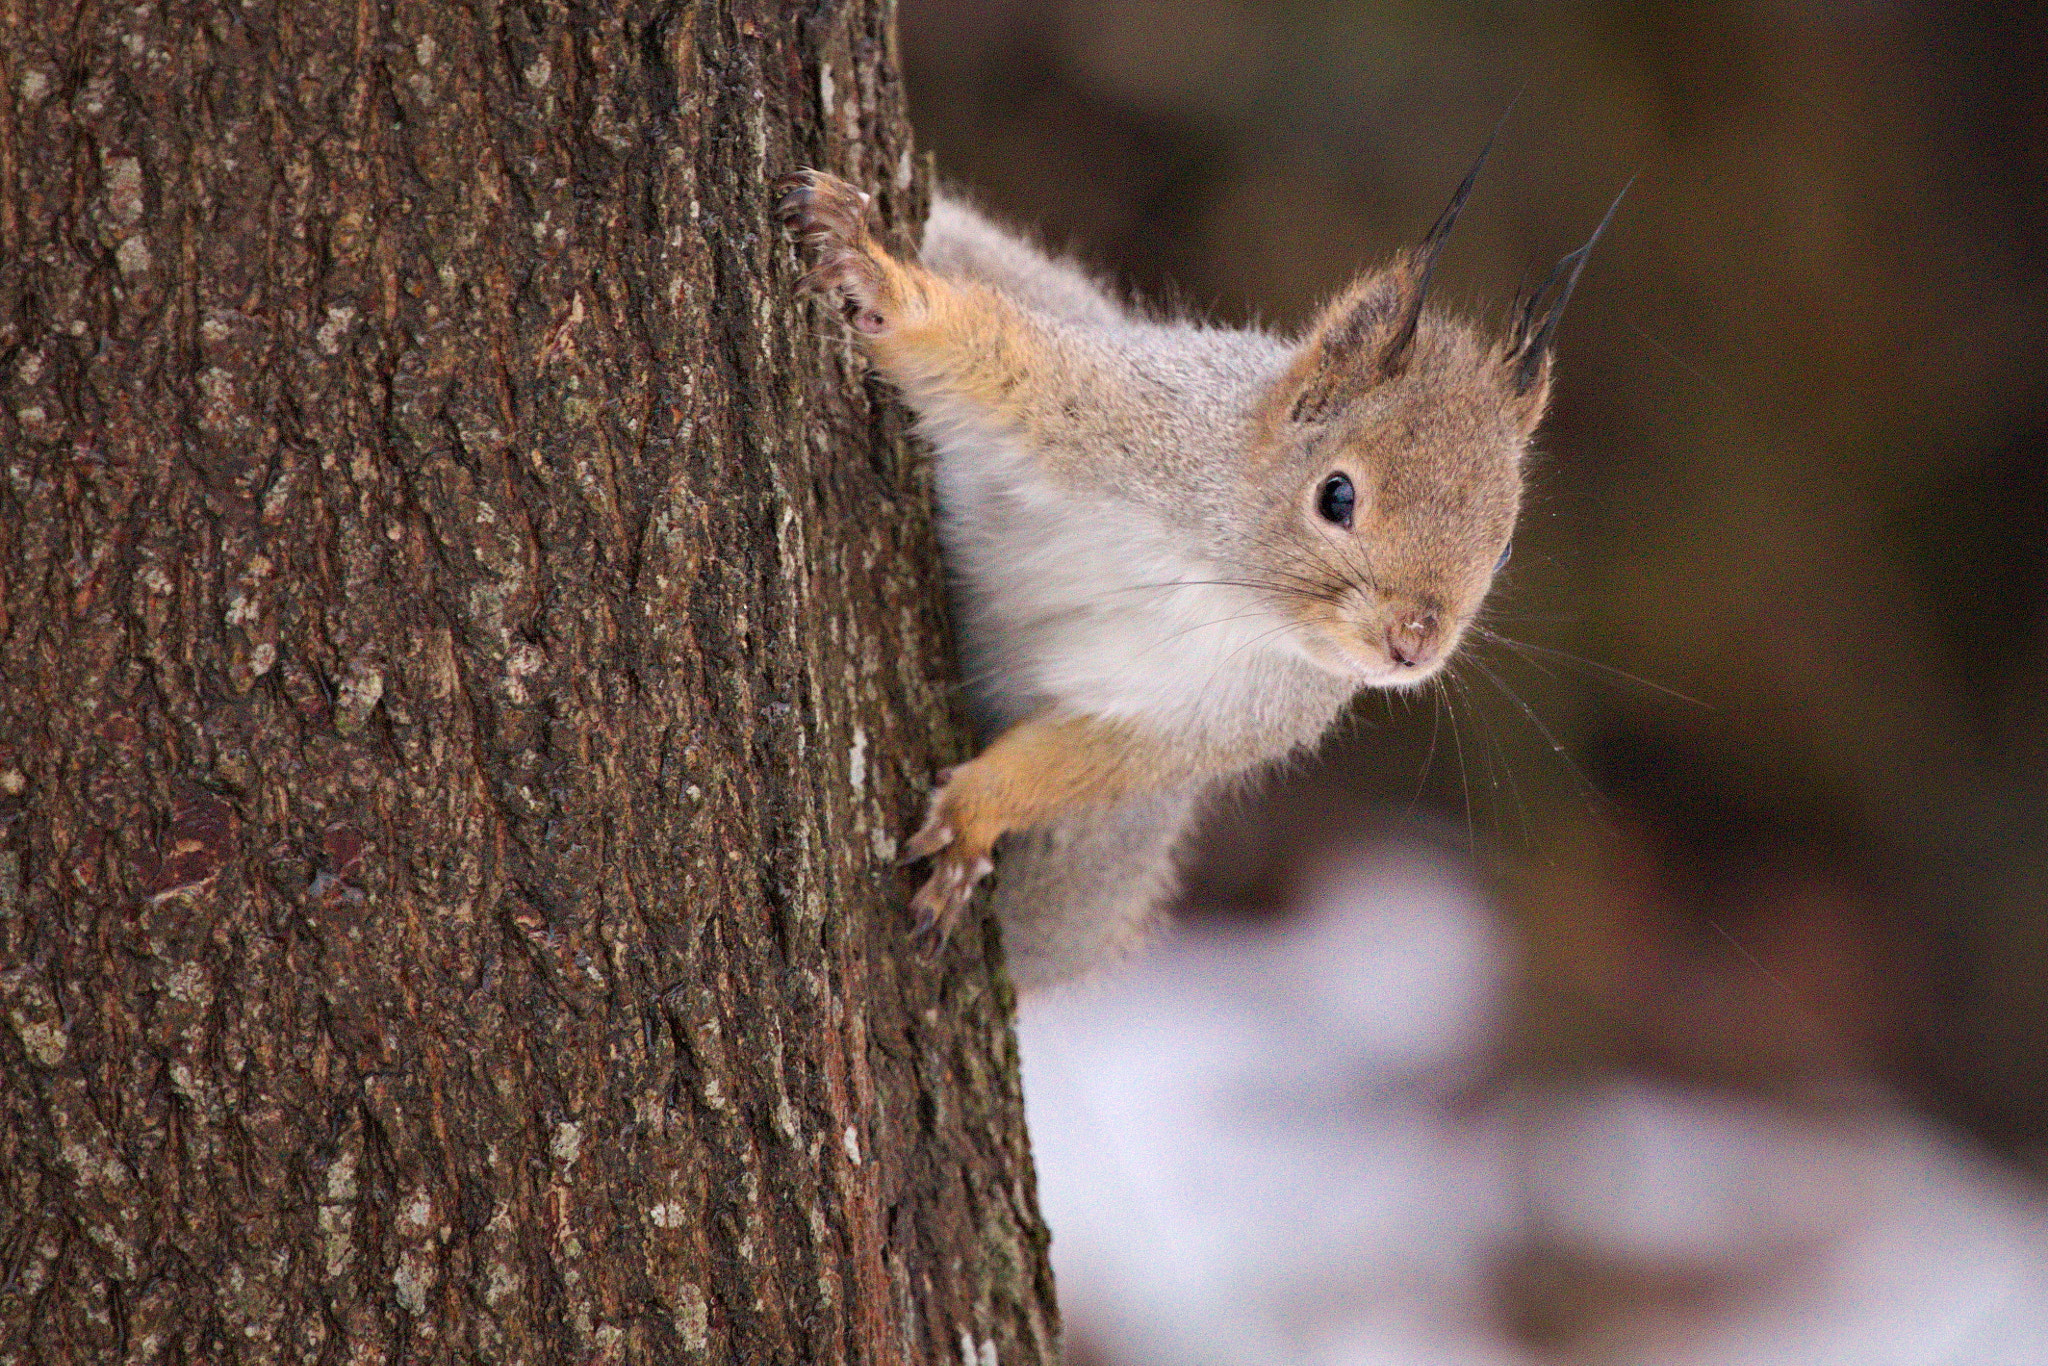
{"left": 0, "top": 2, "right": 1056, "bottom": 1362}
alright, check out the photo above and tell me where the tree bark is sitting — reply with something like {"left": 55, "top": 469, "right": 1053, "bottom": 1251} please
{"left": 0, "top": 2, "right": 1056, "bottom": 1362}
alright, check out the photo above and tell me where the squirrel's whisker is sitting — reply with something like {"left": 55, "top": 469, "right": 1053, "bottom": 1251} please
{"left": 1472, "top": 627, "right": 1709, "bottom": 709}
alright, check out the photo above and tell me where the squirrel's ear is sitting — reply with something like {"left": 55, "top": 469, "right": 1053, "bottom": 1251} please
{"left": 1283, "top": 268, "right": 1416, "bottom": 423}
{"left": 1282, "top": 141, "right": 1493, "bottom": 424}
{"left": 1498, "top": 179, "right": 1630, "bottom": 433}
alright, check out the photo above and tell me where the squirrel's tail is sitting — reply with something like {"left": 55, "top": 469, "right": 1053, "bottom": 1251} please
{"left": 988, "top": 788, "right": 1204, "bottom": 991}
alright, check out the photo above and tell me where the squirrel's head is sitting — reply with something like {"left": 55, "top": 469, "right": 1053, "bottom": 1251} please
{"left": 1248, "top": 151, "right": 1621, "bottom": 689}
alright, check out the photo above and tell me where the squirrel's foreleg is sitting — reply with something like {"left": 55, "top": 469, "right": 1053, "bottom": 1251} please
{"left": 902, "top": 712, "right": 1195, "bottom": 937}
{"left": 778, "top": 169, "right": 1054, "bottom": 434}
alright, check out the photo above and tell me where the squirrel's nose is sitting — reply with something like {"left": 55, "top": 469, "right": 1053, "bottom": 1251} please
{"left": 1385, "top": 612, "right": 1440, "bottom": 669}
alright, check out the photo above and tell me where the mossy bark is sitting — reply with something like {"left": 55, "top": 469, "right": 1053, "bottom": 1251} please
{"left": 0, "top": 1, "right": 1056, "bottom": 1361}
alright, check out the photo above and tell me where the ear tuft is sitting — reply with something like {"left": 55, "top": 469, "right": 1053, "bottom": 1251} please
{"left": 1282, "top": 130, "right": 1500, "bottom": 424}
{"left": 1500, "top": 177, "right": 1630, "bottom": 409}
{"left": 1382, "top": 124, "right": 1496, "bottom": 377}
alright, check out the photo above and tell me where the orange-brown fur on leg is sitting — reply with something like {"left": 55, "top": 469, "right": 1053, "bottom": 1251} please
{"left": 902, "top": 713, "right": 1205, "bottom": 936}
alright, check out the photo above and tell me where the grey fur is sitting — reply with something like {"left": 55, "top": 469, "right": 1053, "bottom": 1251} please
{"left": 988, "top": 788, "right": 1204, "bottom": 989}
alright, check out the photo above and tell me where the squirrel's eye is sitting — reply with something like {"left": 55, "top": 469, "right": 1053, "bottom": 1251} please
{"left": 1316, "top": 473, "right": 1355, "bottom": 528}
{"left": 1494, "top": 540, "right": 1513, "bottom": 572}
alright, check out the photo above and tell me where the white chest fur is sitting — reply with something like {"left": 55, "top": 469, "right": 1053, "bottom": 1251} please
{"left": 927, "top": 412, "right": 1348, "bottom": 752}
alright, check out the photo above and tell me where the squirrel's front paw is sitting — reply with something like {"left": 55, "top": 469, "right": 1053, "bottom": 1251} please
{"left": 902, "top": 767, "right": 1002, "bottom": 941}
{"left": 775, "top": 169, "right": 895, "bottom": 336}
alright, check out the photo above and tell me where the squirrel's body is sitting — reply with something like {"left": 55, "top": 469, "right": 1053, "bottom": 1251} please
{"left": 779, "top": 164, "right": 1611, "bottom": 988}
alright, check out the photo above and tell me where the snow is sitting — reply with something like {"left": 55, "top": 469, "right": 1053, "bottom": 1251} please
{"left": 1018, "top": 846, "right": 2048, "bottom": 1366}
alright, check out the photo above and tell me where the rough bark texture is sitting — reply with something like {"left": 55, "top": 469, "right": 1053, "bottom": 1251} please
{"left": 0, "top": 2, "right": 1057, "bottom": 1362}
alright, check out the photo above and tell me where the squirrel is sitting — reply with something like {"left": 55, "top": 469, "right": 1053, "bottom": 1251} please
{"left": 777, "top": 152, "right": 1616, "bottom": 989}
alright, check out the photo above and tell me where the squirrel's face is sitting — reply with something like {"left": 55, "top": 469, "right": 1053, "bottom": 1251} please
{"left": 1247, "top": 250, "right": 1572, "bottom": 687}
{"left": 1257, "top": 335, "right": 1533, "bottom": 688}
{"left": 1244, "top": 157, "right": 1616, "bottom": 688}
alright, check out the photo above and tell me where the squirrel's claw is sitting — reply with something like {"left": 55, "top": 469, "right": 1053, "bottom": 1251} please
{"left": 910, "top": 853, "right": 995, "bottom": 944}
{"left": 901, "top": 817, "right": 953, "bottom": 863}
{"left": 775, "top": 168, "right": 892, "bottom": 335}
{"left": 900, "top": 767, "right": 968, "bottom": 862}
{"left": 773, "top": 168, "right": 873, "bottom": 234}
{"left": 902, "top": 764, "right": 999, "bottom": 941}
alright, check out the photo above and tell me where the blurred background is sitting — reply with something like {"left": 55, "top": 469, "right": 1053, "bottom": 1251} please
{"left": 898, "top": 1, "right": 2048, "bottom": 1361}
